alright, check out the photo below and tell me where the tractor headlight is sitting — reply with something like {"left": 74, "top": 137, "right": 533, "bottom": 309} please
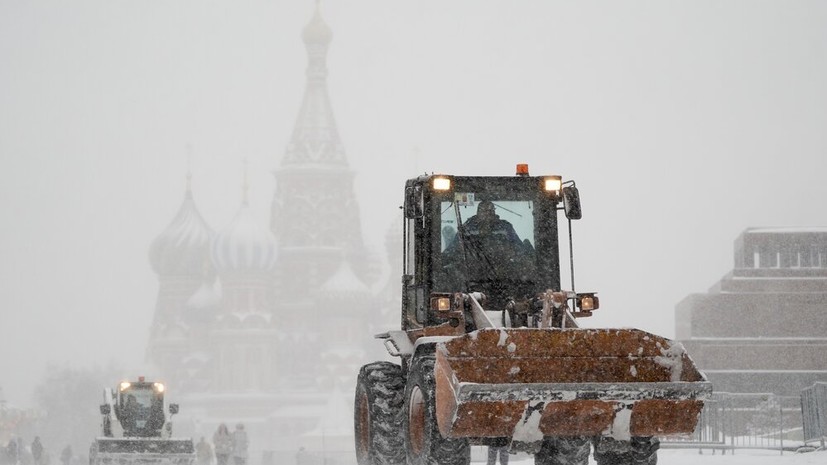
{"left": 153, "top": 382, "right": 165, "bottom": 393}
{"left": 119, "top": 382, "right": 131, "bottom": 391}
{"left": 577, "top": 293, "right": 599, "bottom": 311}
{"left": 432, "top": 176, "right": 451, "bottom": 191}
{"left": 544, "top": 176, "right": 562, "bottom": 193}
{"left": 431, "top": 295, "right": 452, "bottom": 312}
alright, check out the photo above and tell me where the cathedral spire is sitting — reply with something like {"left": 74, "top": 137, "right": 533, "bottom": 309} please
{"left": 281, "top": 2, "right": 345, "bottom": 166}
{"left": 242, "top": 158, "right": 249, "bottom": 206}
{"left": 186, "top": 146, "right": 193, "bottom": 198}
{"left": 185, "top": 166, "right": 193, "bottom": 200}
{"left": 271, "top": 3, "right": 371, "bottom": 290}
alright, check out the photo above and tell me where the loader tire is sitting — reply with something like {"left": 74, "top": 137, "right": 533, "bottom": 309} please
{"left": 404, "top": 356, "right": 470, "bottom": 465}
{"left": 593, "top": 437, "right": 658, "bottom": 465}
{"left": 354, "top": 362, "right": 406, "bottom": 465}
{"left": 534, "top": 437, "right": 591, "bottom": 465}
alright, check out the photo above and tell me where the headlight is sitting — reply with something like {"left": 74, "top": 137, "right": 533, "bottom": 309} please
{"left": 153, "top": 382, "right": 165, "bottom": 393}
{"left": 544, "top": 176, "right": 562, "bottom": 193}
{"left": 430, "top": 295, "right": 452, "bottom": 312}
{"left": 432, "top": 176, "right": 451, "bottom": 191}
{"left": 577, "top": 293, "right": 599, "bottom": 311}
{"left": 119, "top": 382, "right": 131, "bottom": 391}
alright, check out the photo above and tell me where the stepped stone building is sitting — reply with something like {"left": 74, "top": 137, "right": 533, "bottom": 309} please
{"left": 676, "top": 228, "right": 827, "bottom": 396}
{"left": 145, "top": 6, "right": 398, "bottom": 456}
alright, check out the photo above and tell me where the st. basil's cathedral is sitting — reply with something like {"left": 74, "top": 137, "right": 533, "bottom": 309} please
{"left": 145, "top": 5, "right": 398, "bottom": 456}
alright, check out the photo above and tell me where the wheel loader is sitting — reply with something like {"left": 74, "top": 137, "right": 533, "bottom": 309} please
{"left": 90, "top": 377, "right": 195, "bottom": 465}
{"left": 354, "top": 165, "right": 711, "bottom": 465}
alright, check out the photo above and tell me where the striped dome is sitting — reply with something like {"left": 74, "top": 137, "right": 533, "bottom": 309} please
{"left": 211, "top": 203, "right": 278, "bottom": 272}
{"left": 149, "top": 190, "right": 213, "bottom": 276}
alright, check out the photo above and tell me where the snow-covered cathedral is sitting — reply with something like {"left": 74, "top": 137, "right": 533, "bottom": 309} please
{"left": 145, "top": 6, "right": 398, "bottom": 455}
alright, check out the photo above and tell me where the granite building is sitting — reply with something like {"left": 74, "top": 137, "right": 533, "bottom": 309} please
{"left": 676, "top": 228, "right": 827, "bottom": 396}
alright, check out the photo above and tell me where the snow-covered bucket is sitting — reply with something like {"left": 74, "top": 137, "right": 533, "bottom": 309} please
{"left": 433, "top": 328, "right": 712, "bottom": 443}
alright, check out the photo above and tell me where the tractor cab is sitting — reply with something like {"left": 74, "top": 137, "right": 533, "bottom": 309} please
{"left": 106, "top": 378, "right": 175, "bottom": 438}
{"left": 402, "top": 165, "right": 586, "bottom": 329}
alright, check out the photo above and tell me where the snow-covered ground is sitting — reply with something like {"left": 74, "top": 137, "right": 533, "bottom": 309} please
{"left": 506, "top": 448, "right": 826, "bottom": 465}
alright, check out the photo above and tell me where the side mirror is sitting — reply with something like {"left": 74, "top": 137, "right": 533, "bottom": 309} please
{"left": 100, "top": 404, "right": 111, "bottom": 415}
{"left": 169, "top": 404, "right": 179, "bottom": 415}
{"left": 404, "top": 185, "right": 424, "bottom": 219}
{"left": 563, "top": 186, "right": 582, "bottom": 220}
{"left": 404, "top": 186, "right": 416, "bottom": 219}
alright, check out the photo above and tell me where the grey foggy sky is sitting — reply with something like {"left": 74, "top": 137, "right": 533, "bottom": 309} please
{"left": 1, "top": 1, "right": 826, "bottom": 407}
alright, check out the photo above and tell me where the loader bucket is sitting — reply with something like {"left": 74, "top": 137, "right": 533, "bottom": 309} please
{"left": 92, "top": 438, "right": 195, "bottom": 465}
{"left": 433, "top": 328, "right": 711, "bottom": 441}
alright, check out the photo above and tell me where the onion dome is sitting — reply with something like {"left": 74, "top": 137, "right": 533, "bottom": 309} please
{"left": 149, "top": 187, "right": 213, "bottom": 276}
{"left": 302, "top": 3, "right": 332, "bottom": 45}
{"left": 211, "top": 203, "right": 278, "bottom": 273}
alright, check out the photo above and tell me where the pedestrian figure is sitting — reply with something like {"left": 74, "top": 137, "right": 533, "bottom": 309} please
{"left": 487, "top": 444, "right": 509, "bottom": 465}
{"left": 231, "top": 424, "right": 247, "bottom": 465}
{"left": 212, "top": 424, "right": 232, "bottom": 465}
{"left": 59, "top": 446, "right": 71, "bottom": 465}
{"left": 195, "top": 437, "right": 212, "bottom": 465}
{"left": 294, "top": 447, "right": 307, "bottom": 465}
{"left": 30, "top": 438, "right": 43, "bottom": 465}
{"left": 7, "top": 439, "right": 18, "bottom": 465}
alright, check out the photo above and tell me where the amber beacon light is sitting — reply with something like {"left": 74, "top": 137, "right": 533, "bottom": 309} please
{"left": 516, "top": 163, "right": 529, "bottom": 176}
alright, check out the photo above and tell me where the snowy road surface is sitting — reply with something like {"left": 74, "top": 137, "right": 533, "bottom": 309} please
{"left": 507, "top": 448, "right": 825, "bottom": 464}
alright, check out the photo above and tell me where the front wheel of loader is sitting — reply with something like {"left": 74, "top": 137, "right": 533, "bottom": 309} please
{"left": 354, "top": 362, "right": 406, "bottom": 465}
{"left": 593, "top": 437, "right": 659, "bottom": 465}
{"left": 404, "top": 356, "right": 470, "bottom": 465}
{"left": 534, "top": 437, "right": 591, "bottom": 465}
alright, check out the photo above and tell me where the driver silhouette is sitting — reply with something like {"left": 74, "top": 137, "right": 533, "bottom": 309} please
{"left": 460, "top": 200, "right": 521, "bottom": 245}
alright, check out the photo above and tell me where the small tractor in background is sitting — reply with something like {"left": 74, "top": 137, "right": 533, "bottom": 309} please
{"left": 90, "top": 377, "right": 194, "bottom": 465}
{"left": 354, "top": 165, "right": 711, "bottom": 465}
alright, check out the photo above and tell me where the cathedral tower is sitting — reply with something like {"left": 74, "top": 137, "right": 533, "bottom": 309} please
{"left": 144, "top": 5, "right": 383, "bottom": 453}
{"left": 210, "top": 169, "right": 279, "bottom": 392}
{"left": 270, "top": 4, "right": 370, "bottom": 291}
{"left": 147, "top": 175, "right": 214, "bottom": 387}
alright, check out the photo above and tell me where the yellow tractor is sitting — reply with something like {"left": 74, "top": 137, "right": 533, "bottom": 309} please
{"left": 354, "top": 165, "right": 711, "bottom": 465}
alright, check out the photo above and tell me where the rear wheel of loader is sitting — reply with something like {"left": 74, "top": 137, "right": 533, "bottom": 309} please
{"left": 404, "top": 356, "right": 470, "bottom": 465}
{"left": 593, "top": 437, "right": 659, "bottom": 465}
{"left": 354, "top": 362, "right": 406, "bottom": 465}
{"left": 534, "top": 437, "right": 591, "bottom": 465}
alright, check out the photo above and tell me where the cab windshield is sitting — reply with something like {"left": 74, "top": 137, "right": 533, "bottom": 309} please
{"left": 120, "top": 386, "right": 162, "bottom": 432}
{"left": 434, "top": 192, "right": 538, "bottom": 307}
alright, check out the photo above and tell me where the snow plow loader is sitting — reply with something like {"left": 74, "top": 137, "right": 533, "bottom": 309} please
{"left": 90, "top": 377, "right": 194, "bottom": 465}
{"left": 354, "top": 165, "right": 711, "bottom": 465}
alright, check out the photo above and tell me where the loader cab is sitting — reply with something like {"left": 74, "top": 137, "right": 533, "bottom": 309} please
{"left": 402, "top": 169, "right": 581, "bottom": 330}
{"left": 113, "top": 380, "right": 167, "bottom": 438}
